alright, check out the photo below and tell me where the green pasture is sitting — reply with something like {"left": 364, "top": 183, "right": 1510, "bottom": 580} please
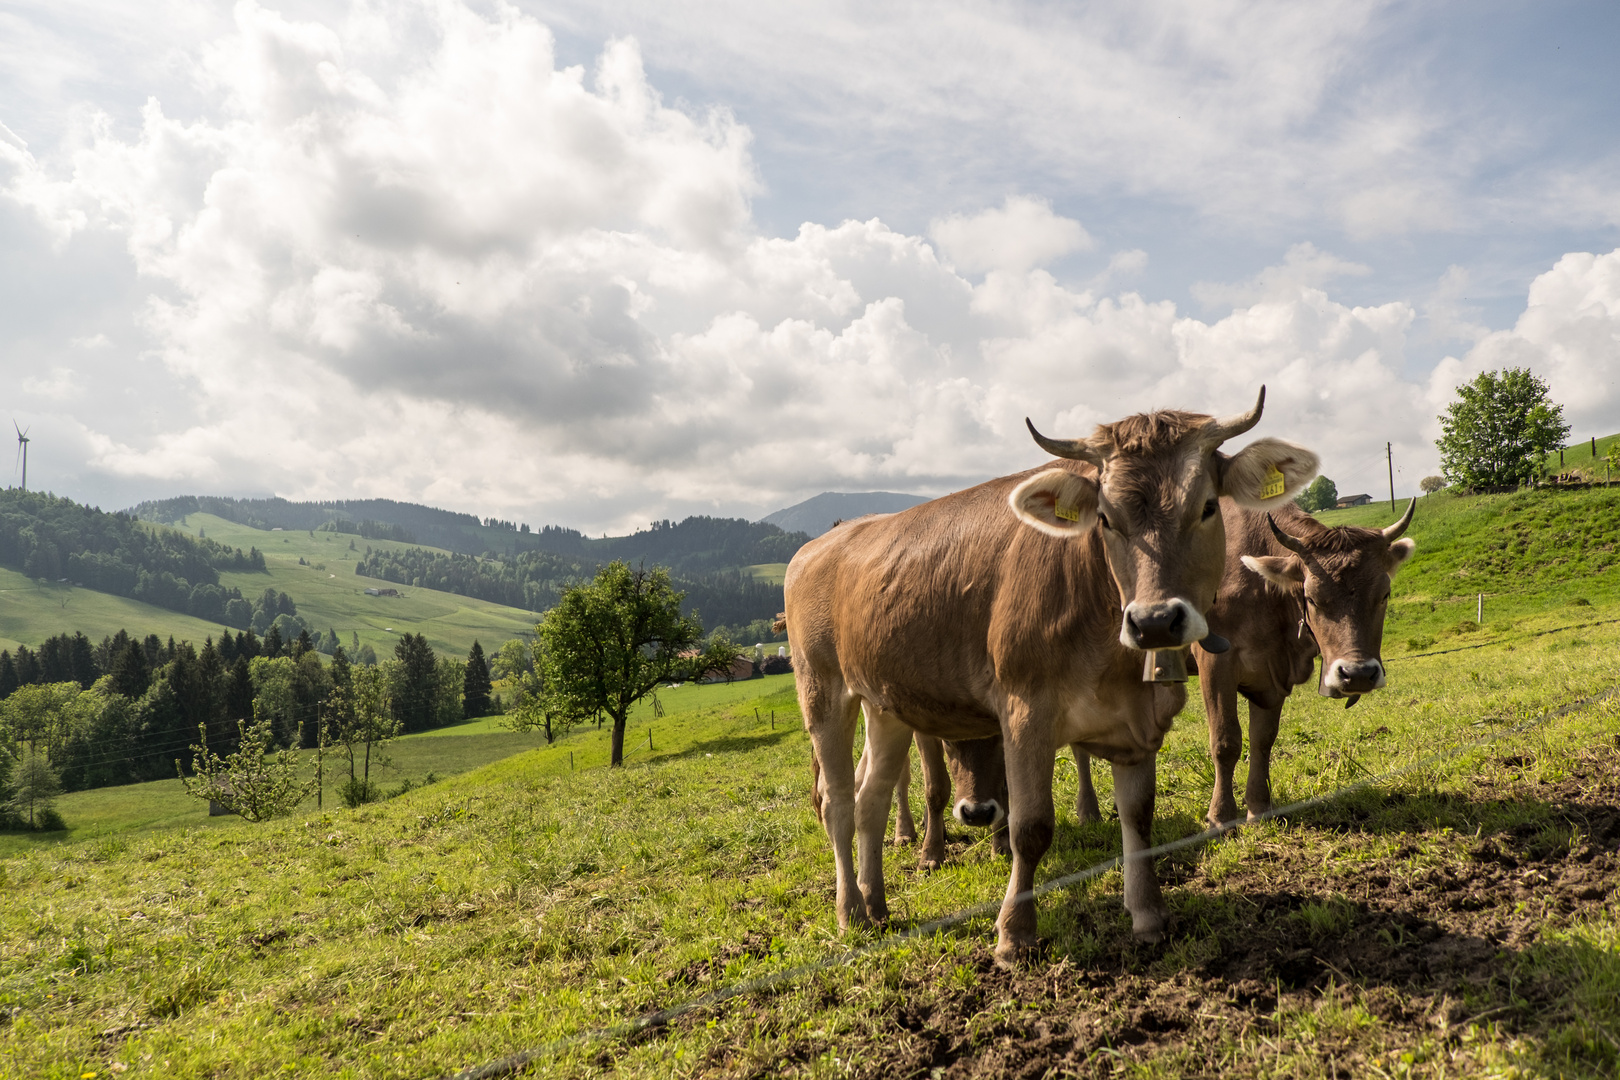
{"left": 0, "top": 676, "right": 795, "bottom": 858}
{"left": 745, "top": 562, "right": 790, "bottom": 585}
{"left": 0, "top": 512, "right": 542, "bottom": 657}
{"left": 2, "top": 599, "right": 1618, "bottom": 1077}
{"left": 0, "top": 567, "right": 237, "bottom": 656}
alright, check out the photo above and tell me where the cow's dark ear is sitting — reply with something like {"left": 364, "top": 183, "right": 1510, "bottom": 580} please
{"left": 1221, "top": 438, "right": 1319, "bottom": 508}
{"left": 1241, "top": 554, "right": 1304, "bottom": 592}
{"left": 1010, "top": 468, "right": 1098, "bottom": 538}
{"left": 1388, "top": 538, "right": 1416, "bottom": 573}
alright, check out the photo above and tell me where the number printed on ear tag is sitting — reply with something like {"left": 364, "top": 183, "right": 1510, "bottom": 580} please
{"left": 1261, "top": 466, "right": 1286, "bottom": 500}
{"left": 1054, "top": 502, "right": 1080, "bottom": 522}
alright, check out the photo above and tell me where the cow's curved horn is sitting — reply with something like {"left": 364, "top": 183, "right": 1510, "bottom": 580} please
{"left": 1025, "top": 418, "right": 1102, "bottom": 464}
{"left": 1205, "top": 386, "right": 1266, "bottom": 445}
{"left": 1382, "top": 497, "right": 1416, "bottom": 541}
{"left": 1266, "top": 512, "right": 1309, "bottom": 555}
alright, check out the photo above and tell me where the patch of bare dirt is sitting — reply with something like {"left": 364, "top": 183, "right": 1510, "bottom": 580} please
{"left": 728, "top": 746, "right": 1620, "bottom": 1079}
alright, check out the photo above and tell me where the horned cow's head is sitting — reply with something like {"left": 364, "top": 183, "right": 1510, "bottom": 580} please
{"left": 1009, "top": 387, "right": 1319, "bottom": 652}
{"left": 1242, "top": 500, "right": 1417, "bottom": 700}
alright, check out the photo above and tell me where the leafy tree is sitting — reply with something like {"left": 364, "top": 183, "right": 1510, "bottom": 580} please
{"left": 489, "top": 638, "right": 533, "bottom": 684}
{"left": 177, "top": 710, "right": 315, "bottom": 822}
{"left": 1437, "top": 368, "right": 1570, "bottom": 489}
{"left": 1293, "top": 475, "right": 1338, "bottom": 513}
{"left": 6, "top": 743, "right": 63, "bottom": 830}
{"left": 325, "top": 663, "right": 398, "bottom": 806}
{"left": 1420, "top": 475, "right": 1446, "bottom": 496}
{"left": 537, "top": 562, "right": 742, "bottom": 766}
{"left": 462, "top": 641, "right": 493, "bottom": 719}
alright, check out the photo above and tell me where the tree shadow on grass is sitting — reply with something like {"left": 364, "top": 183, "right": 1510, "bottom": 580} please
{"left": 647, "top": 727, "right": 801, "bottom": 763}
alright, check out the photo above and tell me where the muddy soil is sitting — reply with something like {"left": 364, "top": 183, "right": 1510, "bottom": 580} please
{"left": 735, "top": 747, "right": 1620, "bottom": 1079}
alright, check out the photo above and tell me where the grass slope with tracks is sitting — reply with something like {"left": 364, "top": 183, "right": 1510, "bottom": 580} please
{"left": 2, "top": 490, "right": 1619, "bottom": 1078}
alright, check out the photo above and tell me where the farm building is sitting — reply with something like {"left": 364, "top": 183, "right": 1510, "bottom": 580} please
{"left": 1335, "top": 493, "right": 1374, "bottom": 507}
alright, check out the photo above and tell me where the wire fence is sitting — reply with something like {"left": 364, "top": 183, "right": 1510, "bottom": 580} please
{"left": 439, "top": 680, "right": 1619, "bottom": 1080}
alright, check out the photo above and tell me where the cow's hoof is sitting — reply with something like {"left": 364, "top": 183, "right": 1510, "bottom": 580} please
{"left": 1246, "top": 805, "right": 1274, "bottom": 824}
{"left": 918, "top": 856, "right": 941, "bottom": 872}
{"left": 992, "top": 831, "right": 1011, "bottom": 857}
{"left": 1130, "top": 909, "right": 1170, "bottom": 943}
{"left": 993, "top": 936, "right": 1048, "bottom": 969}
{"left": 894, "top": 833, "right": 916, "bottom": 847}
{"left": 836, "top": 901, "right": 871, "bottom": 930}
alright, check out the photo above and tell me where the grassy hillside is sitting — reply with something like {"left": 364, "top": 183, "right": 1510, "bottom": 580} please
{"left": 1316, "top": 485, "right": 1620, "bottom": 651}
{"left": 0, "top": 676, "right": 794, "bottom": 858}
{"left": 0, "top": 567, "right": 238, "bottom": 655}
{"left": 1539, "top": 431, "right": 1620, "bottom": 475}
{"left": 1, "top": 510, "right": 538, "bottom": 658}
{"left": 2, "top": 611, "right": 1617, "bottom": 1077}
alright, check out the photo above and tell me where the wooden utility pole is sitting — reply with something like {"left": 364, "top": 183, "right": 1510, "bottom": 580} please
{"left": 1387, "top": 442, "right": 1395, "bottom": 511}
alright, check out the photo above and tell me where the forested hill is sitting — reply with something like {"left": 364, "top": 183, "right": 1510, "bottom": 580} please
{"left": 0, "top": 490, "right": 268, "bottom": 623}
{"left": 131, "top": 496, "right": 811, "bottom": 569}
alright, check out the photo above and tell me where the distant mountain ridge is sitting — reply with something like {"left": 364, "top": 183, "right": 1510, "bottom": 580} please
{"left": 759, "top": 492, "right": 931, "bottom": 538}
{"left": 130, "top": 495, "right": 810, "bottom": 571}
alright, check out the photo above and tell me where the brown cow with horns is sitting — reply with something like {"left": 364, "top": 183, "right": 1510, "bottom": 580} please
{"left": 1072, "top": 495, "right": 1418, "bottom": 827}
{"left": 783, "top": 389, "right": 1318, "bottom": 961}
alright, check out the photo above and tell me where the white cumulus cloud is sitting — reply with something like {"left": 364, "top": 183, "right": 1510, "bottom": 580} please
{"left": 1, "top": 0, "right": 1618, "bottom": 529}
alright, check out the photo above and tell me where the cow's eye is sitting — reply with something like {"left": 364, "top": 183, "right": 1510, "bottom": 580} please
{"left": 1202, "top": 499, "right": 1218, "bottom": 521}
{"left": 1098, "top": 512, "right": 1112, "bottom": 531}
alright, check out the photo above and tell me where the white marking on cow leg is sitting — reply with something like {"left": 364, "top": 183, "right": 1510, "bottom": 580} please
{"left": 1244, "top": 701, "right": 1283, "bottom": 822}
{"left": 1112, "top": 757, "right": 1168, "bottom": 942}
{"left": 1071, "top": 746, "right": 1101, "bottom": 824}
{"left": 805, "top": 685, "right": 866, "bottom": 929}
{"left": 995, "top": 708, "right": 1056, "bottom": 966}
{"left": 853, "top": 709, "right": 912, "bottom": 924}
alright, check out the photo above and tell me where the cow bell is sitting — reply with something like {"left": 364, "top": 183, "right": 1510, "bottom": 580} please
{"left": 1143, "top": 648, "right": 1189, "bottom": 683}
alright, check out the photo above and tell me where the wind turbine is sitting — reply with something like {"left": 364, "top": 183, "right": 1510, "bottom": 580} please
{"left": 13, "top": 422, "right": 29, "bottom": 492}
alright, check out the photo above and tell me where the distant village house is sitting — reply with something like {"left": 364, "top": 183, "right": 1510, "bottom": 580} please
{"left": 1335, "top": 493, "right": 1374, "bottom": 508}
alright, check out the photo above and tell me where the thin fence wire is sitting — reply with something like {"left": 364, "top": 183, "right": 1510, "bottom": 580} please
{"left": 439, "top": 680, "right": 1620, "bottom": 1080}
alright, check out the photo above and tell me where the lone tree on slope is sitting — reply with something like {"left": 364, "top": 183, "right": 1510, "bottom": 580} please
{"left": 1436, "top": 368, "right": 1569, "bottom": 490}
{"left": 1293, "top": 475, "right": 1339, "bottom": 513}
{"left": 538, "top": 561, "right": 741, "bottom": 766}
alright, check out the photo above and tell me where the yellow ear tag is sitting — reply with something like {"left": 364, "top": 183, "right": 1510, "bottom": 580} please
{"left": 1260, "top": 466, "right": 1286, "bottom": 500}
{"left": 1054, "top": 501, "right": 1081, "bottom": 523}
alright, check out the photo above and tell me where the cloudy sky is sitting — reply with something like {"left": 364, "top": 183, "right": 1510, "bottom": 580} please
{"left": 3, "top": 0, "right": 1619, "bottom": 532}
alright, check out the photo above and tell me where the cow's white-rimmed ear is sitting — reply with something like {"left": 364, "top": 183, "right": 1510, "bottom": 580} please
{"left": 1388, "top": 537, "right": 1416, "bottom": 573}
{"left": 1010, "top": 468, "right": 1098, "bottom": 538}
{"left": 1241, "top": 554, "right": 1305, "bottom": 592}
{"left": 1221, "top": 438, "right": 1320, "bottom": 509}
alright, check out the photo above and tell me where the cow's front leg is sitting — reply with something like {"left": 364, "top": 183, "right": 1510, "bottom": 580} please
{"left": 1244, "top": 698, "right": 1284, "bottom": 821}
{"left": 1200, "top": 648, "right": 1244, "bottom": 827}
{"left": 1112, "top": 756, "right": 1169, "bottom": 942}
{"left": 806, "top": 686, "right": 866, "bottom": 929}
{"left": 854, "top": 709, "right": 913, "bottom": 923}
{"left": 915, "top": 734, "right": 950, "bottom": 871}
{"left": 1070, "top": 746, "right": 1102, "bottom": 824}
{"left": 995, "top": 710, "right": 1055, "bottom": 965}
